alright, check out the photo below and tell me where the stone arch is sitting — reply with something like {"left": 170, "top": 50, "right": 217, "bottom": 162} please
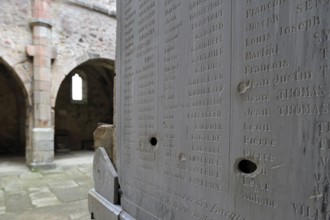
{"left": 52, "top": 52, "right": 114, "bottom": 107}
{"left": 54, "top": 57, "right": 115, "bottom": 152}
{"left": 0, "top": 57, "right": 30, "bottom": 156}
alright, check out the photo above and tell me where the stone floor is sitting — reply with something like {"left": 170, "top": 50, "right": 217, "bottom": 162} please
{"left": 0, "top": 151, "right": 94, "bottom": 220}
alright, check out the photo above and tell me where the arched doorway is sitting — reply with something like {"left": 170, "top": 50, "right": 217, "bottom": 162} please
{"left": 0, "top": 61, "right": 27, "bottom": 156}
{"left": 55, "top": 59, "right": 114, "bottom": 152}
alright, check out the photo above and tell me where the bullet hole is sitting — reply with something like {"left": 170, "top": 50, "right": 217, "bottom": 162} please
{"left": 149, "top": 137, "right": 158, "bottom": 146}
{"left": 237, "top": 80, "right": 251, "bottom": 94}
{"left": 237, "top": 159, "right": 257, "bottom": 174}
{"left": 178, "top": 153, "right": 186, "bottom": 161}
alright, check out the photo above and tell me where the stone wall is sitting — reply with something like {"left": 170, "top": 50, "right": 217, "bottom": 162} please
{"left": 0, "top": 0, "right": 33, "bottom": 102}
{"left": 52, "top": 2, "right": 116, "bottom": 60}
{"left": 0, "top": 0, "right": 116, "bottom": 165}
{"left": 0, "top": 0, "right": 32, "bottom": 58}
{"left": 51, "top": 1, "right": 116, "bottom": 107}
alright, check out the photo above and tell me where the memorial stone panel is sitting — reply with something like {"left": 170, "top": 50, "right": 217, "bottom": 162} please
{"left": 116, "top": 0, "right": 330, "bottom": 219}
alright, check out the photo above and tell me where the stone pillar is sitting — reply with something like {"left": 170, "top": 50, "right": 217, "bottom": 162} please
{"left": 27, "top": 0, "right": 57, "bottom": 169}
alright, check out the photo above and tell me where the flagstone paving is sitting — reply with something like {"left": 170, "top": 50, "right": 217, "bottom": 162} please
{"left": 0, "top": 152, "right": 94, "bottom": 220}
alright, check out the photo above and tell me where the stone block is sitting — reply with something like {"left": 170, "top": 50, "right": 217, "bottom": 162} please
{"left": 34, "top": 104, "right": 51, "bottom": 121}
{"left": 51, "top": 187, "right": 86, "bottom": 202}
{"left": 32, "top": 128, "right": 54, "bottom": 141}
{"left": 32, "top": 26, "right": 51, "bottom": 38}
{"left": 34, "top": 91, "right": 51, "bottom": 105}
{"left": 29, "top": 187, "right": 60, "bottom": 208}
{"left": 34, "top": 80, "right": 51, "bottom": 91}
{"left": 33, "top": 36, "right": 50, "bottom": 46}
{"left": 41, "top": 150, "right": 54, "bottom": 162}
{"left": 32, "top": 1, "right": 51, "bottom": 20}
{"left": 3, "top": 179, "right": 24, "bottom": 193}
{"left": 34, "top": 55, "right": 51, "bottom": 68}
{"left": 93, "top": 124, "right": 115, "bottom": 165}
{"left": 35, "top": 46, "right": 52, "bottom": 59}
{"left": 30, "top": 128, "right": 55, "bottom": 169}
{"left": 31, "top": 140, "right": 53, "bottom": 151}
{"left": 33, "top": 67, "right": 51, "bottom": 81}
{"left": 6, "top": 192, "right": 32, "bottom": 212}
{"left": 32, "top": 150, "right": 54, "bottom": 163}
{"left": 26, "top": 45, "right": 35, "bottom": 57}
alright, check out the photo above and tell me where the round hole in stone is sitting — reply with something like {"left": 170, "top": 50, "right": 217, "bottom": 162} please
{"left": 237, "top": 159, "right": 257, "bottom": 174}
{"left": 150, "top": 137, "right": 158, "bottom": 146}
{"left": 178, "top": 153, "right": 186, "bottom": 161}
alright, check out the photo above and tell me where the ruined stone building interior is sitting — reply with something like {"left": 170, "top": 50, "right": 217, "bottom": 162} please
{"left": 0, "top": 0, "right": 116, "bottom": 168}
{"left": 2, "top": 0, "right": 330, "bottom": 219}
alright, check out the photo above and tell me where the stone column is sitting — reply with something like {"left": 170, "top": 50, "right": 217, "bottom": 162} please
{"left": 27, "top": 0, "right": 56, "bottom": 169}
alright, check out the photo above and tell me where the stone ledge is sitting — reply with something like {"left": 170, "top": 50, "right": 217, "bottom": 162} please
{"left": 88, "top": 189, "right": 135, "bottom": 220}
{"left": 30, "top": 18, "right": 53, "bottom": 28}
{"left": 88, "top": 189, "right": 122, "bottom": 220}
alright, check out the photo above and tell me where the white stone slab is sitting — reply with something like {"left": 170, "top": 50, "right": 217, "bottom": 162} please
{"left": 115, "top": 0, "right": 330, "bottom": 219}
{"left": 93, "top": 147, "right": 119, "bottom": 204}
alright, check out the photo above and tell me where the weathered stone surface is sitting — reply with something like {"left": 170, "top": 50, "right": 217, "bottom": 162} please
{"left": 88, "top": 189, "right": 122, "bottom": 220}
{"left": 119, "top": 212, "right": 136, "bottom": 220}
{"left": 20, "top": 172, "right": 43, "bottom": 180}
{"left": 30, "top": 128, "right": 55, "bottom": 169}
{"left": 114, "top": 1, "right": 330, "bottom": 219}
{"left": 6, "top": 192, "right": 32, "bottom": 212}
{"left": 1, "top": 176, "right": 24, "bottom": 193}
{"left": 29, "top": 187, "right": 61, "bottom": 208}
{"left": 93, "top": 124, "right": 116, "bottom": 164}
{"left": 0, "top": 190, "right": 5, "bottom": 214}
{"left": 93, "top": 147, "right": 119, "bottom": 204}
{"left": 52, "top": 186, "right": 87, "bottom": 203}
{"left": 48, "top": 180, "right": 78, "bottom": 189}
{"left": 0, "top": 154, "right": 94, "bottom": 218}
{"left": 0, "top": 213, "right": 18, "bottom": 220}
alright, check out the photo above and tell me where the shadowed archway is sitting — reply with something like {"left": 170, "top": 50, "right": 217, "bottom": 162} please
{"left": 0, "top": 60, "right": 27, "bottom": 156}
{"left": 55, "top": 58, "right": 115, "bottom": 152}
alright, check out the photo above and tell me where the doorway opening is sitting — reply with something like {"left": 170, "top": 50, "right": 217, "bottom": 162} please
{"left": 55, "top": 59, "right": 115, "bottom": 152}
{"left": 0, "top": 61, "right": 27, "bottom": 157}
